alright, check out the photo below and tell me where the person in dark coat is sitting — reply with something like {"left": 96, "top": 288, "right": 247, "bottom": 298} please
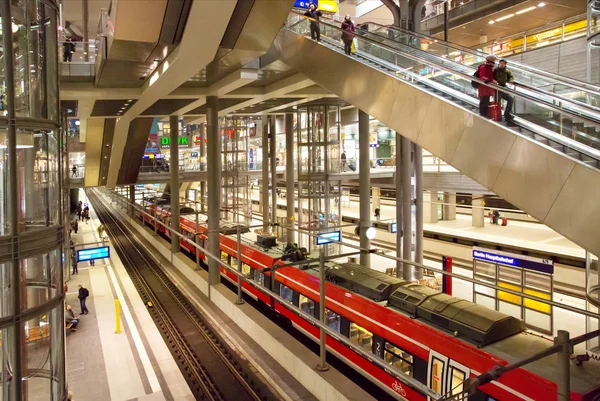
{"left": 78, "top": 284, "right": 90, "bottom": 314}
{"left": 63, "top": 37, "right": 75, "bottom": 62}
{"left": 477, "top": 54, "right": 497, "bottom": 117}
{"left": 304, "top": 3, "right": 323, "bottom": 42}
{"left": 494, "top": 59, "right": 515, "bottom": 122}
{"left": 341, "top": 15, "right": 355, "bottom": 55}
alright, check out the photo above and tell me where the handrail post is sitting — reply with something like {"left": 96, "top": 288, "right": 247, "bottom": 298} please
{"left": 556, "top": 330, "right": 571, "bottom": 401}
{"left": 235, "top": 224, "right": 244, "bottom": 305}
{"left": 316, "top": 247, "right": 329, "bottom": 371}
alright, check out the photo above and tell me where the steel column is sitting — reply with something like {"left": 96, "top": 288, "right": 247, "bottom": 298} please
{"left": 129, "top": 184, "right": 135, "bottom": 218}
{"left": 316, "top": 248, "right": 329, "bottom": 371}
{"left": 170, "top": 115, "right": 180, "bottom": 253}
{"left": 414, "top": 143, "right": 423, "bottom": 276}
{"left": 199, "top": 122, "right": 206, "bottom": 213}
{"left": 556, "top": 330, "right": 571, "bottom": 401}
{"left": 270, "top": 116, "right": 277, "bottom": 226}
{"left": 395, "top": 133, "right": 403, "bottom": 276}
{"left": 82, "top": 0, "right": 89, "bottom": 62}
{"left": 358, "top": 110, "right": 371, "bottom": 267}
{"left": 262, "top": 117, "right": 270, "bottom": 231}
{"left": 206, "top": 97, "right": 221, "bottom": 285}
{"left": 285, "top": 113, "right": 295, "bottom": 243}
{"left": 443, "top": 0, "right": 449, "bottom": 42}
{"left": 2, "top": 0, "right": 23, "bottom": 397}
{"left": 401, "top": 136, "right": 412, "bottom": 279}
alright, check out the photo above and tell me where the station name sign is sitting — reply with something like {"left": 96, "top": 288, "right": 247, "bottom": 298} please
{"left": 472, "top": 247, "right": 553, "bottom": 274}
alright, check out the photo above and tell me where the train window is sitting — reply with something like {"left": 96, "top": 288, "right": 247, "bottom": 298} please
{"left": 430, "top": 356, "right": 445, "bottom": 394}
{"left": 254, "top": 269, "right": 265, "bottom": 286}
{"left": 280, "top": 285, "right": 294, "bottom": 304}
{"left": 325, "top": 309, "right": 341, "bottom": 333}
{"left": 384, "top": 342, "right": 414, "bottom": 377}
{"left": 299, "top": 294, "right": 315, "bottom": 317}
{"left": 447, "top": 366, "right": 466, "bottom": 396}
{"left": 349, "top": 323, "right": 373, "bottom": 352}
{"left": 221, "top": 252, "right": 229, "bottom": 262}
{"left": 241, "top": 263, "right": 252, "bottom": 276}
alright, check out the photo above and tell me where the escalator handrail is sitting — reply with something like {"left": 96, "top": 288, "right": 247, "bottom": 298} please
{"left": 330, "top": 18, "right": 600, "bottom": 117}
{"left": 354, "top": 19, "right": 600, "bottom": 97}
{"left": 291, "top": 12, "right": 600, "bottom": 132}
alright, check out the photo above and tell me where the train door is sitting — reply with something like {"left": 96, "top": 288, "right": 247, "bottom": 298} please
{"left": 427, "top": 350, "right": 471, "bottom": 400}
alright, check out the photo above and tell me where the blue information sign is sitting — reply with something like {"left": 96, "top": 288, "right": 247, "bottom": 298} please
{"left": 472, "top": 247, "right": 553, "bottom": 274}
{"left": 77, "top": 246, "right": 110, "bottom": 262}
{"left": 294, "top": 0, "right": 316, "bottom": 9}
{"left": 389, "top": 222, "right": 397, "bottom": 233}
{"left": 316, "top": 231, "right": 341, "bottom": 245}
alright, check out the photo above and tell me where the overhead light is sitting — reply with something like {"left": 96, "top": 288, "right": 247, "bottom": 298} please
{"left": 365, "top": 227, "right": 376, "bottom": 240}
{"left": 75, "top": 120, "right": 80, "bottom": 126}
{"left": 488, "top": 20, "right": 495, "bottom": 24}
{"left": 128, "top": 99, "right": 133, "bottom": 102}
{"left": 538, "top": 2, "right": 546, "bottom": 6}
{"left": 11, "top": 22, "right": 18, "bottom": 33}
{"left": 495, "top": 14, "right": 514, "bottom": 22}
{"left": 516, "top": 6, "right": 536, "bottom": 14}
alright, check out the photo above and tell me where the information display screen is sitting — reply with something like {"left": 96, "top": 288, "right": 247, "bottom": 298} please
{"left": 316, "top": 231, "right": 341, "bottom": 245}
{"left": 77, "top": 246, "right": 110, "bottom": 262}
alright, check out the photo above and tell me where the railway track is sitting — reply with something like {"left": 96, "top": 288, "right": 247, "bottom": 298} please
{"left": 87, "top": 189, "right": 280, "bottom": 401}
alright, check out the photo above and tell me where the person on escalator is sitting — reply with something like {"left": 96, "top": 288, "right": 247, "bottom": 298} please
{"left": 304, "top": 3, "right": 323, "bottom": 42}
{"left": 494, "top": 59, "right": 515, "bottom": 122}
{"left": 477, "top": 55, "right": 497, "bottom": 118}
{"left": 341, "top": 15, "right": 355, "bottom": 55}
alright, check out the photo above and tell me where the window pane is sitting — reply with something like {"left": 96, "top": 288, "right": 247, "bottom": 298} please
{"left": 253, "top": 270, "right": 264, "bottom": 286}
{"left": 299, "top": 294, "right": 315, "bottom": 316}
{"left": 280, "top": 285, "right": 293, "bottom": 304}
{"left": 242, "top": 263, "right": 252, "bottom": 276}
{"left": 349, "top": 323, "right": 372, "bottom": 352}
{"left": 449, "top": 367, "right": 466, "bottom": 395}
{"left": 431, "top": 357, "right": 445, "bottom": 394}
{"left": 384, "top": 342, "right": 413, "bottom": 377}
{"left": 325, "top": 309, "right": 341, "bottom": 333}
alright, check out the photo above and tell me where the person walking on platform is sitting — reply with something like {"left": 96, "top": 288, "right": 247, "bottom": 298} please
{"left": 341, "top": 151, "right": 347, "bottom": 171}
{"left": 73, "top": 219, "right": 78, "bottom": 234}
{"left": 374, "top": 207, "right": 381, "bottom": 221}
{"left": 304, "top": 3, "right": 323, "bottom": 42}
{"left": 494, "top": 59, "right": 515, "bottom": 122}
{"left": 71, "top": 252, "right": 78, "bottom": 275}
{"left": 341, "top": 15, "right": 355, "bottom": 55}
{"left": 78, "top": 284, "right": 90, "bottom": 315}
{"left": 477, "top": 55, "right": 497, "bottom": 117}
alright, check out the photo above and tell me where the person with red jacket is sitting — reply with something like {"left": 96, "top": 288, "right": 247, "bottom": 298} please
{"left": 477, "top": 54, "right": 497, "bottom": 117}
{"left": 341, "top": 15, "right": 355, "bottom": 55}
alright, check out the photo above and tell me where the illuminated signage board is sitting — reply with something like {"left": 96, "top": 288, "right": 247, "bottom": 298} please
{"left": 389, "top": 222, "right": 397, "bottom": 233}
{"left": 160, "top": 137, "right": 190, "bottom": 148}
{"left": 293, "top": 0, "right": 338, "bottom": 13}
{"left": 472, "top": 247, "right": 553, "bottom": 274}
{"left": 77, "top": 246, "right": 110, "bottom": 262}
{"left": 316, "top": 231, "right": 341, "bottom": 245}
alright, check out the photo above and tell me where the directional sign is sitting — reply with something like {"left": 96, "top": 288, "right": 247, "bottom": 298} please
{"left": 77, "top": 246, "right": 110, "bottom": 262}
{"left": 316, "top": 231, "right": 341, "bottom": 245}
{"left": 472, "top": 247, "right": 553, "bottom": 274}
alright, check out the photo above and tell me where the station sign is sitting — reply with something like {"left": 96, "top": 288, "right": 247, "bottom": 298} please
{"left": 293, "top": 0, "right": 338, "bottom": 12}
{"left": 77, "top": 246, "right": 110, "bottom": 262}
{"left": 389, "top": 222, "right": 397, "bottom": 233}
{"left": 160, "top": 137, "right": 190, "bottom": 148}
{"left": 472, "top": 247, "right": 553, "bottom": 274}
{"left": 316, "top": 231, "right": 341, "bottom": 245}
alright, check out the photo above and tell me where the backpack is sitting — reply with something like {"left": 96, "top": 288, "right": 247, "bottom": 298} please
{"left": 83, "top": 288, "right": 89, "bottom": 298}
{"left": 471, "top": 66, "right": 481, "bottom": 89}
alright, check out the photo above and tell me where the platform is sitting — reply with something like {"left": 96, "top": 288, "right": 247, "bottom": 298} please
{"left": 67, "top": 189, "right": 194, "bottom": 401}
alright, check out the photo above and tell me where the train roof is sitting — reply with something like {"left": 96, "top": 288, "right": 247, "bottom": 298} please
{"left": 326, "top": 262, "right": 407, "bottom": 302}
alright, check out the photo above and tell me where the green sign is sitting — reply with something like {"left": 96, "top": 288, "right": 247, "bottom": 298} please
{"left": 160, "top": 137, "right": 189, "bottom": 147}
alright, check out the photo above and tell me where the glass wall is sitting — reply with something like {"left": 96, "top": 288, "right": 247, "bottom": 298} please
{"left": 0, "top": 0, "right": 66, "bottom": 400}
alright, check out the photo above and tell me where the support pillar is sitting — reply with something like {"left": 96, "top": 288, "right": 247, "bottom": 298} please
{"left": 129, "top": 184, "right": 135, "bottom": 218}
{"left": 414, "top": 144, "right": 423, "bottom": 270}
{"left": 358, "top": 110, "right": 371, "bottom": 268}
{"left": 199, "top": 122, "right": 206, "bottom": 213}
{"left": 401, "top": 136, "right": 412, "bottom": 280}
{"left": 206, "top": 97, "right": 221, "bottom": 285}
{"left": 372, "top": 187, "right": 380, "bottom": 218}
{"left": 472, "top": 197, "right": 485, "bottom": 228}
{"left": 395, "top": 133, "right": 403, "bottom": 276}
{"left": 82, "top": 0, "right": 89, "bottom": 62}
{"left": 285, "top": 113, "right": 295, "bottom": 243}
{"left": 443, "top": 192, "right": 456, "bottom": 221}
{"left": 424, "top": 191, "right": 438, "bottom": 224}
{"left": 270, "top": 116, "right": 277, "bottom": 226}
{"left": 261, "top": 117, "right": 270, "bottom": 231}
{"left": 170, "top": 115, "right": 180, "bottom": 253}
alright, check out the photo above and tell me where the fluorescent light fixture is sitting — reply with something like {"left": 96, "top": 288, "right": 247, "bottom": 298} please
{"left": 516, "top": 6, "right": 536, "bottom": 14}
{"left": 538, "top": 2, "right": 546, "bottom": 6}
{"left": 495, "top": 14, "right": 515, "bottom": 22}
{"left": 488, "top": 20, "right": 495, "bottom": 24}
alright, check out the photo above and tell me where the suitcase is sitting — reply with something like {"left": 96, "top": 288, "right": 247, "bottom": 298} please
{"left": 488, "top": 102, "right": 502, "bottom": 121}
{"left": 502, "top": 217, "right": 508, "bottom": 226}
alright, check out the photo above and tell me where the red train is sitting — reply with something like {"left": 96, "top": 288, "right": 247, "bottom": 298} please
{"left": 136, "top": 200, "right": 600, "bottom": 401}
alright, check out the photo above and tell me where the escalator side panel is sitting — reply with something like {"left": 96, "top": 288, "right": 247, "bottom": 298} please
{"left": 545, "top": 163, "right": 600, "bottom": 256}
{"left": 273, "top": 29, "right": 600, "bottom": 257}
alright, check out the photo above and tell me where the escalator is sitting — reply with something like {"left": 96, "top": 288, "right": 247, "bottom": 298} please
{"left": 272, "top": 13, "right": 600, "bottom": 258}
